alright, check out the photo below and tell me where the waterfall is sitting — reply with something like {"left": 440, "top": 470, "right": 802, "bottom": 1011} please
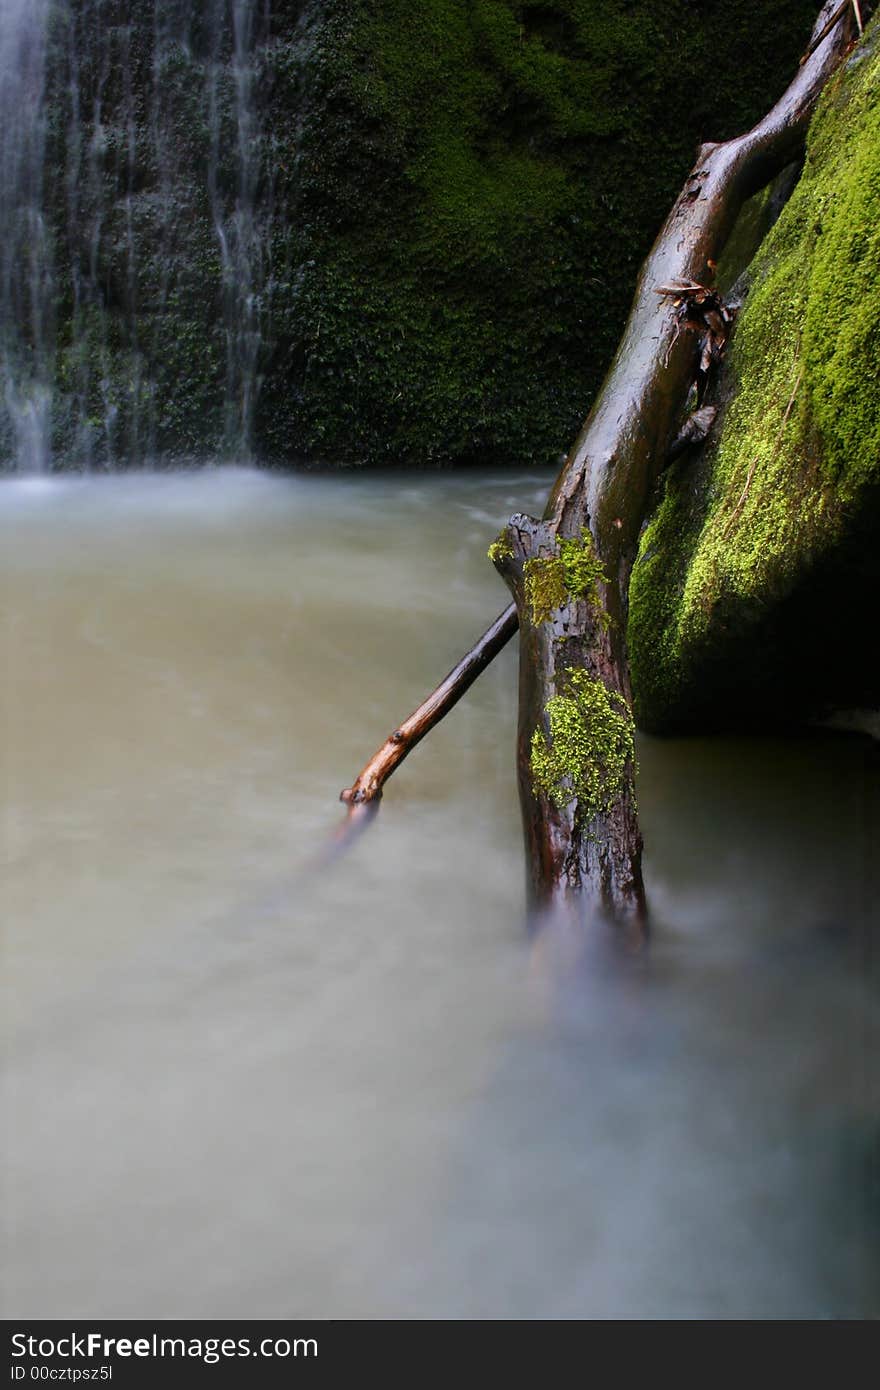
{"left": 0, "top": 0, "right": 54, "bottom": 472}
{"left": 208, "top": 0, "right": 268, "bottom": 460}
{"left": 0, "top": 0, "right": 272, "bottom": 471}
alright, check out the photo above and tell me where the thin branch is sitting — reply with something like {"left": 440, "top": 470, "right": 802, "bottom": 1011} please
{"left": 340, "top": 602, "right": 519, "bottom": 812}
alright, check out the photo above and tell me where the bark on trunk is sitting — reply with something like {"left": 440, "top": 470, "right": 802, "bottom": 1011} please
{"left": 492, "top": 1, "right": 853, "bottom": 937}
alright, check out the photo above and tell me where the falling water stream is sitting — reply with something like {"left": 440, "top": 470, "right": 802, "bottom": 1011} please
{"left": 0, "top": 0, "right": 269, "bottom": 470}
{"left": 209, "top": 0, "right": 267, "bottom": 457}
{"left": 0, "top": 0, "right": 53, "bottom": 471}
{"left": 1, "top": 467, "right": 877, "bottom": 1319}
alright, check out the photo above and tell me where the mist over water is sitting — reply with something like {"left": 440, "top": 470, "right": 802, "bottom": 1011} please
{"left": 1, "top": 467, "right": 878, "bottom": 1318}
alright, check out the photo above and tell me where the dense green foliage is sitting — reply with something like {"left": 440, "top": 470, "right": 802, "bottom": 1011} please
{"left": 266, "top": 0, "right": 819, "bottom": 466}
{"left": 628, "top": 20, "right": 880, "bottom": 729}
{"left": 36, "top": 1, "right": 819, "bottom": 467}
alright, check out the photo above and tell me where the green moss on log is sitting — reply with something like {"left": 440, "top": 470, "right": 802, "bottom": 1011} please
{"left": 530, "top": 667, "right": 635, "bottom": 818}
{"left": 487, "top": 530, "right": 515, "bottom": 564}
{"left": 523, "top": 529, "right": 609, "bottom": 624}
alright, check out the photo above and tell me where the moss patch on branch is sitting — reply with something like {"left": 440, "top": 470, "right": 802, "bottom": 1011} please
{"left": 530, "top": 668, "right": 635, "bottom": 819}
{"left": 523, "top": 529, "right": 609, "bottom": 624}
{"left": 487, "top": 530, "right": 515, "bottom": 565}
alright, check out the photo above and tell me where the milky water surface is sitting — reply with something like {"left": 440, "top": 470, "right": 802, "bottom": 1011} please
{"left": 2, "top": 468, "right": 877, "bottom": 1318}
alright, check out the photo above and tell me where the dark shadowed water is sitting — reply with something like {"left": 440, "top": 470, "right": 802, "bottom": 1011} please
{"left": 2, "top": 467, "right": 877, "bottom": 1318}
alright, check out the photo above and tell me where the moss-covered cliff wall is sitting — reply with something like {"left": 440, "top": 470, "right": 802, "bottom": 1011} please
{"left": 18, "top": 0, "right": 820, "bottom": 470}
{"left": 628, "top": 19, "right": 880, "bottom": 731}
{"left": 264, "top": 0, "right": 820, "bottom": 467}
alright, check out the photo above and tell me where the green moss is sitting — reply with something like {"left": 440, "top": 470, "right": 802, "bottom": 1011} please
{"left": 530, "top": 667, "right": 635, "bottom": 819}
{"left": 629, "top": 23, "right": 880, "bottom": 729}
{"left": 558, "top": 530, "right": 611, "bottom": 621}
{"left": 487, "top": 530, "right": 515, "bottom": 564}
{"left": 31, "top": 1, "right": 822, "bottom": 469}
{"left": 523, "top": 529, "right": 609, "bottom": 624}
{"left": 524, "top": 554, "right": 569, "bottom": 623}
{"left": 260, "top": 0, "right": 820, "bottom": 467}
{"left": 805, "top": 63, "right": 880, "bottom": 489}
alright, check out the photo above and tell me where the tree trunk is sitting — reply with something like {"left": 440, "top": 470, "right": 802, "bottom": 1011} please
{"left": 491, "top": 0, "right": 853, "bottom": 938}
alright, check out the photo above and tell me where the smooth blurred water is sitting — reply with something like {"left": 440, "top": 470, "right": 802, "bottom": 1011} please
{"left": 1, "top": 467, "right": 877, "bottom": 1319}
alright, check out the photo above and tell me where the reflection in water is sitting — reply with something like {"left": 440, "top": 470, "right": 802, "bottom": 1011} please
{"left": 1, "top": 468, "right": 877, "bottom": 1318}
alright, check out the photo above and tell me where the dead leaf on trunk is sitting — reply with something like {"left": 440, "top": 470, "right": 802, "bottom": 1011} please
{"left": 656, "top": 279, "right": 734, "bottom": 390}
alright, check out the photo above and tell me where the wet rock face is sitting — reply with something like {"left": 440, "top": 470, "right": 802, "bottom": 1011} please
{"left": 3, "top": 0, "right": 819, "bottom": 470}
{"left": 628, "top": 19, "right": 880, "bottom": 733}
{"left": 37, "top": 0, "right": 277, "bottom": 466}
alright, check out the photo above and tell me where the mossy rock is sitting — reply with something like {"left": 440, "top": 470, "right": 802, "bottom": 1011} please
{"left": 628, "top": 20, "right": 880, "bottom": 731}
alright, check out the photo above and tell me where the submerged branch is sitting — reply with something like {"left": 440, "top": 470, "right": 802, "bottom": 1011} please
{"left": 339, "top": 602, "right": 518, "bottom": 813}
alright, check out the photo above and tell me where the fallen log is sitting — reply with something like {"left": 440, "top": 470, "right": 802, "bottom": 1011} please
{"left": 490, "top": 0, "right": 853, "bottom": 935}
{"left": 336, "top": 2, "right": 854, "bottom": 932}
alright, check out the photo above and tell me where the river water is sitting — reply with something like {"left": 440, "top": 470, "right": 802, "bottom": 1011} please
{"left": 2, "top": 467, "right": 877, "bottom": 1319}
